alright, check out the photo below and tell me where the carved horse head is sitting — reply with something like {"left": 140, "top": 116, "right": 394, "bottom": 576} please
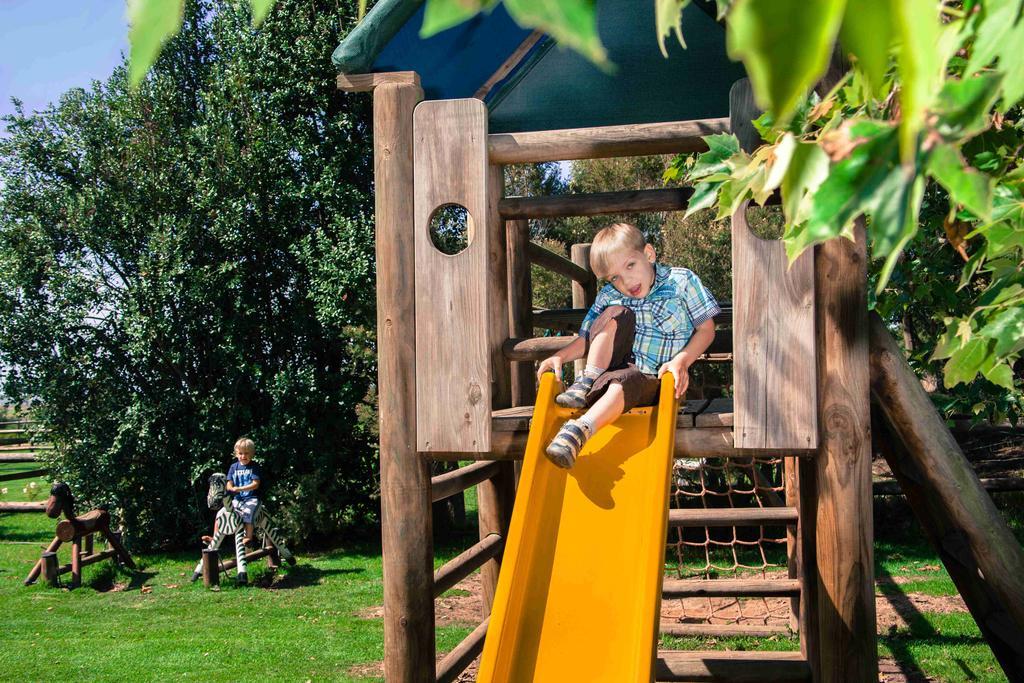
{"left": 206, "top": 473, "right": 231, "bottom": 511}
{"left": 45, "top": 482, "right": 75, "bottom": 520}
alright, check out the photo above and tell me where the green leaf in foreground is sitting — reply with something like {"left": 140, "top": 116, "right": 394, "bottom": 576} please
{"left": 932, "top": 73, "right": 1003, "bottom": 142}
{"left": 127, "top": 0, "right": 186, "bottom": 86}
{"left": 505, "top": 0, "right": 607, "bottom": 65}
{"left": 249, "top": 0, "right": 277, "bottom": 26}
{"left": 421, "top": 0, "right": 493, "bottom": 37}
{"left": 726, "top": 0, "right": 846, "bottom": 123}
{"left": 656, "top": 0, "right": 690, "bottom": 57}
{"left": 838, "top": 0, "right": 893, "bottom": 95}
{"left": 891, "top": 0, "right": 942, "bottom": 161}
{"left": 927, "top": 143, "right": 993, "bottom": 219}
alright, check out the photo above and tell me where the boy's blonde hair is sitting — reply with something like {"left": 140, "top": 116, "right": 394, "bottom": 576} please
{"left": 234, "top": 437, "right": 255, "bottom": 453}
{"left": 589, "top": 222, "right": 647, "bottom": 279}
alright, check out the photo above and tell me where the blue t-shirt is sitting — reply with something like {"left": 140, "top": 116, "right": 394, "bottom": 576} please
{"left": 227, "top": 461, "right": 262, "bottom": 501}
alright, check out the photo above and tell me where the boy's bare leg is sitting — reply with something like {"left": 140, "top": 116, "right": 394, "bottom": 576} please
{"left": 581, "top": 382, "right": 626, "bottom": 432}
{"left": 584, "top": 318, "right": 619, "bottom": 370}
{"left": 244, "top": 523, "right": 255, "bottom": 544}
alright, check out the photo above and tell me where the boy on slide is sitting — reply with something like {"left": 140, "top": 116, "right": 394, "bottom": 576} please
{"left": 537, "top": 222, "right": 720, "bottom": 469}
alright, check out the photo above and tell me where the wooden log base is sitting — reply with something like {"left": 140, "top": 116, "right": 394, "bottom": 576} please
{"left": 662, "top": 578, "right": 801, "bottom": 598}
{"left": 655, "top": 650, "right": 810, "bottom": 682}
{"left": 55, "top": 548, "right": 118, "bottom": 576}
{"left": 218, "top": 547, "right": 274, "bottom": 573}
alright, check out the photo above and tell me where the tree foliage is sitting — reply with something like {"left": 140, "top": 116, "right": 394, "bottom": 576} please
{"left": 0, "top": 0, "right": 379, "bottom": 548}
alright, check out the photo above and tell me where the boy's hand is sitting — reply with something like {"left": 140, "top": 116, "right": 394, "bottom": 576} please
{"left": 658, "top": 357, "right": 690, "bottom": 398}
{"left": 536, "top": 355, "right": 563, "bottom": 381}
{"left": 226, "top": 482, "right": 236, "bottom": 492}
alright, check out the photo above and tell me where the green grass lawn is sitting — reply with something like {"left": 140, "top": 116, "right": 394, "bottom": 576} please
{"left": 2, "top": 472, "right": 1021, "bottom": 682}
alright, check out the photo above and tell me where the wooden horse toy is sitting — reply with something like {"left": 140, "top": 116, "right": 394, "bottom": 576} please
{"left": 190, "top": 473, "right": 295, "bottom": 587}
{"left": 24, "top": 482, "right": 135, "bottom": 588}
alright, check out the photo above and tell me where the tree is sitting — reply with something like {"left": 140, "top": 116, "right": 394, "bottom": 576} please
{"left": 0, "top": 0, "right": 380, "bottom": 549}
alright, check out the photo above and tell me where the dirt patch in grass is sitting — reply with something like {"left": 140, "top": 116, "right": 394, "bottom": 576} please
{"left": 355, "top": 573, "right": 484, "bottom": 628}
{"left": 345, "top": 661, "right": 383, "bottom": 679}
{"left": 875, "top": 591, "right": 968, "bottom": 632}
{"left": 878, "top": 656, "right": 931, "bottom": 682}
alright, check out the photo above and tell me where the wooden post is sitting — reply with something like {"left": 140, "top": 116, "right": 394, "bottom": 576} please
{"left": 42, "top": 551, "right": 59, "bottom": 587}
{"left": 202, "top": 549, "right": 219, "bottom": 588}
{"left": 570, "top": 243, "right": 595, "bottom": 377}
{"left": 783, "top": 457, "right": 800, "bottom": 634}
{"left": 24, "top": 536, "right": 61, "bottom": 585}
{"left": 812, "top": 220, "right": 877, "bottom": 680}
{"left": 477, "top": 164, "right": 516, "bottom": 612}
{"left": 369, "top": 74, "right": 436, "bottom": 682}
{"left": 83, "top": 533, "right": 94, "bottom": 557}
{"left": 507, "top": 219, "right": 535, "bottom": 408}
{"left": 70, "top": 537, "right": 82, "bottom": 588}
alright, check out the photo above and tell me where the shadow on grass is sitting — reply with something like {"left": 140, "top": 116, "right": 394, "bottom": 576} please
{"left": 252, "top": 563, "right": 364, "bottom": 590}
{"left": 876, "top": 563, "right": 988, "bottom": 682}
{"left": 88, "top": 565, "right": 158, "bottom": 592}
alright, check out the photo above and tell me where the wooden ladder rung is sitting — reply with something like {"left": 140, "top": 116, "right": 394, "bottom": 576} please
{"left": 655, "top": 650, "right": 810, "bottom": 682}
{"left": 662, "top": 578, "right": 801, "bottom": 598}
{"left": 669, "top": 507, "right": 799, "bottom": 527}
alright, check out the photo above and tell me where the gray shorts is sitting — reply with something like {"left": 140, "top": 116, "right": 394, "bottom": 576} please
{"left": 232, "top": 497, "right": 259, "bottom": 524}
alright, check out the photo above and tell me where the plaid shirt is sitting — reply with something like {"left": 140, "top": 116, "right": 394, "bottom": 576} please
{"left": 579, "top": 263, "right": 721, "bottom": 375}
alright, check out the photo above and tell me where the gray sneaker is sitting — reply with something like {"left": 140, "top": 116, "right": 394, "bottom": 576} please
{"left": 545, "top": 420, "right": 588, "bottom": 469}
{"left": 555, "top": 376, "right": 595, "bottom": 409}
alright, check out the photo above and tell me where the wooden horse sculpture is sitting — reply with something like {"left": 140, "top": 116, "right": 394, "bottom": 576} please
{"left": 24, "top": 482, "right": 135, "bottom": 587}
{"left": 190, "top": 473, "right": 295, "bottom": 587}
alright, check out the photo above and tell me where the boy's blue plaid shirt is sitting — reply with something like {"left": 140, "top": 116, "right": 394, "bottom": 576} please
{"left": 579, "top": 263, "right": 721, "bottom": 375}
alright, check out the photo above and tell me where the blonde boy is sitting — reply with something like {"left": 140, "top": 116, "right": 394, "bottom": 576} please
{"left": 226, "top": 437, "right": 261, "bottom": 546}
{"left": 538, "top": 223, "right": 720, "bottom": 468}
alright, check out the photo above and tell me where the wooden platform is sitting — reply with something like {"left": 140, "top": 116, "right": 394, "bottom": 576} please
{"left": 434, "top": 398, "right": 815, "bottom": 462}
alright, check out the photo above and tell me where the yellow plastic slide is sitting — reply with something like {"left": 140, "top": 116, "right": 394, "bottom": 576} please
{"left": 477, "top": 372, "right": 679, "bottom": 683}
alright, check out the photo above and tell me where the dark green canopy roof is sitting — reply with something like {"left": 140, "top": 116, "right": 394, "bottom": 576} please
{"left": 334, "top": 0, "right": 746, "bottom": 133}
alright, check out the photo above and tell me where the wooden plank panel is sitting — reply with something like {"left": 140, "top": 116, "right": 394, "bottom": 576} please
{"left": 414, "top": 99, "right": 492, "bottom": 452}
{"left": 731, "top": 201, "right": 816, "bottom": 449}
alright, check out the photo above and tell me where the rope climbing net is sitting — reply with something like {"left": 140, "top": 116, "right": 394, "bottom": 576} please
{"left": 666, "top": 455, "right": 794, "bottom": 631}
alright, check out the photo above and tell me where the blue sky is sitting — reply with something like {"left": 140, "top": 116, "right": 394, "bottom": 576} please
{"left": 0, "top": 0, "right": 128, "bottom": 121}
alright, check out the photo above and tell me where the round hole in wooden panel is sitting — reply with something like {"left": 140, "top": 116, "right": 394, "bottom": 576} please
{"left": 428, "top": 203, "right": 472, "bottom": 256}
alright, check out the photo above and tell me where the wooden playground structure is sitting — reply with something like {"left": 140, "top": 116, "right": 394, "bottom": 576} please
{"left": 336, "top": 66, "right": 1024, "bottom": 682}
{"left": 333, "top": 4, "right": 1024, "bottom": 679}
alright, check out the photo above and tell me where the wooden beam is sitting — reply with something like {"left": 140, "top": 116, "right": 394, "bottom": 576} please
{"left": 660, "top": 623, "right": 792, "bottom": 638}
{"left": 429, "top": 425, "right": 814, "bottom": 462}
{"left": 873, "top": 476, "right": 1024, "bottom": 496}
{"left": 372, "top": 78, "right": 435, "bottom": 683}
{"left": 870, "top": 315, "right": 1024, "bottom": 677}
{"left": 435, "top": 618, "right": 489, "bottom": 683}
{"left": 0, "top": 501, "right": 45, "bottom": 512}
{"left": 488, "top": 118, "right": 730, "bottom": 164}
{"left": 430, "top": 461, "right": 502, "bottom": 503}
{"left": 655, "top": 650, "right": 810, "bottom": 682}
{"left": 526, "top": 242, "right": 596, "bottom": 287}
{"left": 336, "top": 71, "right": 420, "bottom": 93}
{"left": 0, "top": 454, "right": 38, "bottom": 463}
{"left": 433, "top": 533, "right": 504, "bottom": 598}
{"left": 503, "top": 330, "right": 733, "bottom": 361}
{"left": 474, "top": 31, "right": 544, "bottom": 99}
{"left": 499, "top": 188, "right": 694, "bottom": 220}
{"left": 662, "top": 578, "right": 801, "bottom": 598}
{"left": 669, "top": 507, "right": 799, "bottom": 527}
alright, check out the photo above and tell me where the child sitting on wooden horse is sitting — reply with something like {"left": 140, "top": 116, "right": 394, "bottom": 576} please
{"left": 537, "top": 222, "right": 720, "bottom": 468}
